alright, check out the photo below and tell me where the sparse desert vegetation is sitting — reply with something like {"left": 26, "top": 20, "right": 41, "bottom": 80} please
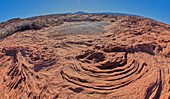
{"left": 0, "top": 14, "right": 119, "bottom": 39}
{"left": 0, "top": 18, "right": 63, "bottom": 38}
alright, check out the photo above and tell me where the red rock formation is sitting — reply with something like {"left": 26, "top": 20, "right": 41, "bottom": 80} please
{"left": 0, "top": 45, "right": 56, "bottom": 98}
{"left": 0, "top": 14, "right": 169, "bottom": 98}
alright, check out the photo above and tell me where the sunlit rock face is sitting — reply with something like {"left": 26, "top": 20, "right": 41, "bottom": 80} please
{"left": 0, "top": 14, "right": 169, "bottom": 99}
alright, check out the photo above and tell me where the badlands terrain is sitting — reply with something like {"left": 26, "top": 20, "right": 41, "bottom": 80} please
{"left": 0, "top": 14, "right": 169, "bottom": 99}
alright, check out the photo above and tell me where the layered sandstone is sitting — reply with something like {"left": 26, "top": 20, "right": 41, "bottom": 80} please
{"left": 0, "top": 14, "right": 169, "bottom": 99}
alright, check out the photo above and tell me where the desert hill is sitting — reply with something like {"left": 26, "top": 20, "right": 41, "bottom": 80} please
{"left": 0, "top": 14, "right": 169, "bottom": 99}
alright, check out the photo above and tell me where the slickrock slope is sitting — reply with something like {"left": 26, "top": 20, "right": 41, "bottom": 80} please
{"left": 0, "top": 14, "right": 169, "bottom": 99}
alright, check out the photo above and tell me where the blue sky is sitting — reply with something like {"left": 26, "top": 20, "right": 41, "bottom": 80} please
{"left": 0, "top": 0, "right": 170, "bottom": 25}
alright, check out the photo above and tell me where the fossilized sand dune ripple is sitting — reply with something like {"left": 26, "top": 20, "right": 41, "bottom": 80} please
{"left": 0, "top": 14, "right": 169, "bottom": 98}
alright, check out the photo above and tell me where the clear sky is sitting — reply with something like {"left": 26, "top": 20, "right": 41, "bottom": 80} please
{"left": 0, "top": 0, "right": 169, "bottom": 25}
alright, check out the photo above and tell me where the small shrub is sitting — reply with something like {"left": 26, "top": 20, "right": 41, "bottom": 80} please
{"left": 110, "top": 20, "right": 115, "bottom": 22}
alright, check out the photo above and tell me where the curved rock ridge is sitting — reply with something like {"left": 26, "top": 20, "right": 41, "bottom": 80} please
{"left": 0, "top": 45, "right": 56, "bottom": 98}
{"left": 61, "top": 45, "right": 162, "bottom": 97}
{"left": 0, "top": 14, "right": 169, "bottom": 98}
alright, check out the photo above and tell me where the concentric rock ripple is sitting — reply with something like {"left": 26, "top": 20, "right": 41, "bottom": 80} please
{"left": 61, "top": 46, "right": 163, "bottom": 98}
{"left": 0, "top": 14, "right": 169, "bottom": 98}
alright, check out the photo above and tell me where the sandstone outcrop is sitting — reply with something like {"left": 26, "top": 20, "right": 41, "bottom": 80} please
{"left": 0, "top": 14, "right": 169, "bottom": 99}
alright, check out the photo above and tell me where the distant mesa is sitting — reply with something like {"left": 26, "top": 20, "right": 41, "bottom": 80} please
{"left": 74, "top": 11, "right": 89, "bottom": 14}
{"left": 55, "top": 11, "right": 142, "bottom": 17}
{"left": 73, "top": 11, "right": 142, "bottom": 17}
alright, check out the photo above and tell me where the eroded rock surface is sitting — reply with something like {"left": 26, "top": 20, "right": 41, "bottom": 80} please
{"left": 0, "top": 14, "right": 169, "bottom": 99}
